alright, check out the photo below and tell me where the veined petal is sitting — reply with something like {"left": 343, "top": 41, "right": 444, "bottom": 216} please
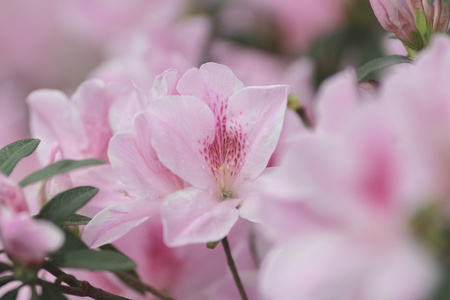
{"left": 82, "top": 197, "right": 161, "bottom": 248}
{"left": 226, "top": 85, "right": 289, "bottom": 186}
{"left": 162, "top": 187, "right": 240, "bottom": 247}
{"left": 109, "top": 113, "right": 183, "bottom": 198}
{"left": 72, "top": 79, "right": 113, "bottom": 160}
{"left": 147, "top": 96, "right": 217, "bottom": 190}
{"left": 176, "top": 62, "right": 244, "bottom": 109}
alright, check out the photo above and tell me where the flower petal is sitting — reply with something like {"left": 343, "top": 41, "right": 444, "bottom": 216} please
{"left": 162, "top": 187, "right": 240, "bottom": 246}
{"left": 316, "top": 69, "right": 360, "bottom": 134}
{"left": 28, "top": 89, "right": 84, "bottom": 161}
{"left": 82, "top": 197, "right": 161, "bottom": 248}
{"left": 147, "top": 96, "right": 216, "bottom": 190}
{"left": 176, "top": 62, "right": 244, "bottom": 108}
{"left": 226, "top": 85, "right": 289, "bottom": 186}
{"left": 109, "top": 113, "right": 183, "bottom": 198}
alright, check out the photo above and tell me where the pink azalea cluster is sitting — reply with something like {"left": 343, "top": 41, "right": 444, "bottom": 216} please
{"left": 4, "top": 1, "right": 450, "bottom": 300}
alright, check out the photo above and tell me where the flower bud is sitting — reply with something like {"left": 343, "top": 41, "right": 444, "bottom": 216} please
{"left": 370, "top": 0, "right": 450, "bottom": 55}
{"left": 370, "top": 0, "right": 417, "bottom": 44}
{"left": 0, "top": 212, "right": 64, "bottom": 267}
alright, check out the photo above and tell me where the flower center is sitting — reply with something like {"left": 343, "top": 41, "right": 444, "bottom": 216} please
{"left": 198, "top": 99, "right": 247, "bottom": 196}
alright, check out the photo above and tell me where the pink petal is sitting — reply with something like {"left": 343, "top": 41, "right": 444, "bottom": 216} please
{"left": 162, "top": 187, "right": 240, "bottom": 246}
{"left": 147, "top": 96, "right": 217, "bottom": 190}
{"left": 71, "top": 79, "right": 114, "bottom": 160}
{"left": 226, "top": 85, "right": 289, "bottom": 186}
{"left": 82, "top": 197, "right": 161, "bottom": 248}
{"left": 71, "top": 165, "right": 136, "bottom": 217}
{"left": 316, "top": 69, "right": 360, "bottom": 134}
{"left": 176, "top": 62, "right": 244, "bottom": 108}
{"left": 28, "top": 89, "right": 84, "bottom": 161}
{"left": 109, "top": 113, "right": 183, "bottom": 198}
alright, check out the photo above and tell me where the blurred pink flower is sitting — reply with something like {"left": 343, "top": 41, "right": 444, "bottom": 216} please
{"left": 0, "top": 175, "right": 64, "bottom": 266}
{"left": 0, "top": 209, "right": 64, "bottom": 267}
{"left": 249, "top": 0, "right": 349, "bottom": 53}
{"left": 257, "top": 69, "right": 438, "bottom": 300}
{"left": 382, "top": 35, "right": 450, "bottom": 209}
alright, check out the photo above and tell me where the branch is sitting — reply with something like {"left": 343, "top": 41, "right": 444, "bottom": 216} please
{"left": 43, "top": 265, "right": 131, "bottom": 300}
{"left": 222, "top": 237, "right": 249, "bottom": 300}
{"left": 114, "top": 271, "right": 176, "bottom": 300}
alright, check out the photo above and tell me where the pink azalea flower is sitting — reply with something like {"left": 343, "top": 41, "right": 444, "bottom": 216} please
{"left": 27, "top": 79, "right": 133, "bottom": 216}
{"left": 382, "top": 35, "right": 450, "bottom": 210}
{"left": 146, "top": 62, "right": 289, "bottom": 246}
{"left": 257, "top": 70, "right": 439, "bottom": 300}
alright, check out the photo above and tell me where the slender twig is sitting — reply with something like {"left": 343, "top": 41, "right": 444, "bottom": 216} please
{"left": 43, "top": 265, "right": 131, "bottom": 300}
{"left": 114, "top": 271, "right": 176, "bottom": 300}
{"left": 222, "top": 237, "right": 249, "bottom": 300}
{"left": 58, "top": 283, "right": 131, "bottom": 300}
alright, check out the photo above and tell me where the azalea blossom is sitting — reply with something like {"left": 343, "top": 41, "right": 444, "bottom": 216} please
{"left": 147, "top": 62, "right": 289, "bottom": 246}
{"left": 258, "top": 69, "right": 438, "bottom": 300}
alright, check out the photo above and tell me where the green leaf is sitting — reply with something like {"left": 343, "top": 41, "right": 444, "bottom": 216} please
{"left": 0, "top": 263, "right": 11, "bottom": 275}
{"left": 2, "top": 287, "right": 20, "bottom": 300}
{"left": 356, "top": 55, "right": 411, "bottom": 82}
{"left": 53, "top": 230, "right": 88, "bottom": 257}
{"left": 36, "top": 186, "right": 99, "bottom": 226}
{"left": 0, "top": 275, "right": 15, "bottom": 287}
{"left": 19, "top": 159, "right": 104, "bottom": 187}
{"left": 415, "top": 10, "right": 433, "bottom": 45}
{"left": 62, "top": 214, "right": 92, "bottom": 226}
{"left": 51, "top": 249, "right": 137, "bottom": 271}
{"left": 39, "top": 281, "right": 68, "bottom": 300}
{"left": 0, "top": 139, "right": 40, "bottom": 176}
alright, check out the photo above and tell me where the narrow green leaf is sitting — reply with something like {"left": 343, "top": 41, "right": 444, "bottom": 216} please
{"left": 39, "top": 281, "right": 68, "bottom": 300}
{"left": 0, "top": 139, "right": 40, "bottom": 176}
{"left": 52, "top": 230, "right": 88, "bottom": 257}
{"left": 62, "top": 214, "right": 92, "bottom": 226}
{"left": 356, "top": 55, "right": 411, "bottom": 82}
{"left": 19, "top": 159, "right": 104, "bottom": 187}
{"left": 0, "top": 263, "right": 11, "bottom": 275}
{"left": 2, "top": 287, "right": 20, "bottom": 300}
{"left": 0, "top": 275, "right": 15, "bottom": 287}
{"left": 51, "top": 249, "right": 137, "bottom": 271}
{"left": 36, "top": 186, "right": 99, "bottom": 226}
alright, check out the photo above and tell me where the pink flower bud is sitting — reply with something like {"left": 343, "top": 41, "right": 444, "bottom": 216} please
{"left": 0, "top": 212, "right": 64, "bottom": 266}
{"left": 370, "top": 0, "right": 417, "bottom": 43}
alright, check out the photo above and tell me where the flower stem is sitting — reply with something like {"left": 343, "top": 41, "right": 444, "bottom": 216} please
{"left": 222, "top": 237, "right": 249, "bottom": 300}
